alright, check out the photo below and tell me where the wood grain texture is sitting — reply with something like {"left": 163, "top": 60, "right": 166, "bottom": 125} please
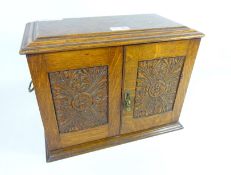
{"left": 19, "top": 14, "right": 204, "bottom": 54}
{"left": 27, "top": 55, "right": 60, "bottom": 150}
{"left": 27, "top": 47, "right": 122, "bottom": 150}
{"left": 46, "top": 122, "right": 183, "bottom": 162}
{"left": 171, "top": 39, "right": 201, "bottom": 122}
{"left": 49, "top": 66, "right": 108, "bottom": 133}
{"left": 57, "top": 47, "right": 122, "bottom": 147}
{"left": 121, "top": 40, "right": 197, "bottom": 134}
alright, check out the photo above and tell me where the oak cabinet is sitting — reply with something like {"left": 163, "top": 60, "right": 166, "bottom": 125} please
{"left": 20, "top": 14, "right": 204, "bottom": 162}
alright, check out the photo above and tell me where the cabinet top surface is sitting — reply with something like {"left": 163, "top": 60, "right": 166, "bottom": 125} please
{"left": 20, "top": 14, "right": 204, "bottom": 55}
{"left": 35, "top": 14, "right": 182, "bottom": 38}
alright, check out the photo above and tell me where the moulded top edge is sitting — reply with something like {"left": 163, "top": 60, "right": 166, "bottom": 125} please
{"left": 19, "top": 14, "right": 204, "bottom": 55}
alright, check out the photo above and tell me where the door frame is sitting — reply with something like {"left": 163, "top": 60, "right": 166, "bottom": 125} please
{"left": 27, "top": 46, "right": 123, "bottom": 150}
{"left": 121, "top": 39, "right": 201, "bottom": 134}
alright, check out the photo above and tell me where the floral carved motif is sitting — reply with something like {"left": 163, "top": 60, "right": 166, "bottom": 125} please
{"left": 49, "top": 66, "right": 108, "bottom": 133}
{"left": 134, "top": 57, "right": 185, "bottom": 118}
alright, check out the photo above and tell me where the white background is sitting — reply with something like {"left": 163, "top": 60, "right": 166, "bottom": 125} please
{"left": 0, "top": 0, "right": 231, "bottom": 174}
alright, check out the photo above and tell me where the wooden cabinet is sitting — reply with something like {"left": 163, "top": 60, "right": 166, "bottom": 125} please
{"left": 19, "top": 14, "right": 204, "bottom": 162}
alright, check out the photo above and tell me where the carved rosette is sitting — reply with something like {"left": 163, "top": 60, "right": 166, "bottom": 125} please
{"left": 49, "top": 66, "right": 108, "bottom": 133}
{"left": 134, "top": 57, "right": 185, "bottom": 118}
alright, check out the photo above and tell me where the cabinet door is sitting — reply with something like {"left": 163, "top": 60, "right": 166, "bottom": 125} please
{"left": 121, "top": 39, "right": 200, "bottom": 134}
{"left": 27, "top": 47, "right": 122, "bottom": 150}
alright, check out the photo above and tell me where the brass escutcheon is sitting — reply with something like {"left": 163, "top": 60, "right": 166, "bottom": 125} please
{"left": 124, "top": 91, "right": 131, "bottom": 112}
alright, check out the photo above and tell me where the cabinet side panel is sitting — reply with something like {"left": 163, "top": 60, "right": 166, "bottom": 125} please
{"left": 27, "top": 55, "right": 60, "bottom": 150}
{"left": 172, "top": 38, "right": 201, "bottom": 122}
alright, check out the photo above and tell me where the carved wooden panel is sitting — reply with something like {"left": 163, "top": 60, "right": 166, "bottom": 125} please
{"left": 134, "top": 56, "right": 185, "bottom": 118}
{"left": 49, "top": 66, "right": 108, "bottom": 133}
